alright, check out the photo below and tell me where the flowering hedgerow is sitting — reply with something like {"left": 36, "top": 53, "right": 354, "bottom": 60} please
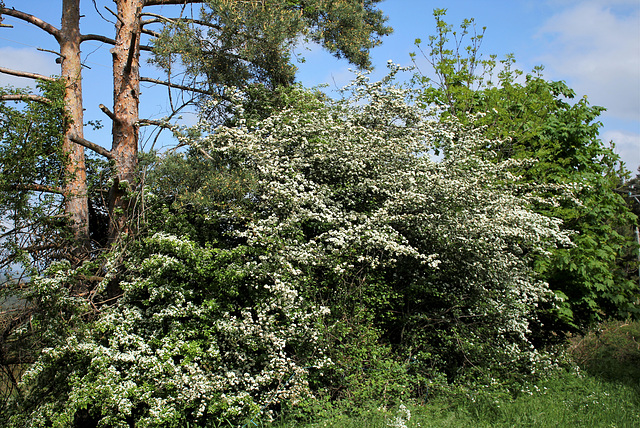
{"left": 8, "top": 234, "right": 330, "bottom": 427}
{"left": 187, "top": 68, "right": 572, "bottom": 384}
{"left": 6, "top": 68, "right": 574, "bottom": 426}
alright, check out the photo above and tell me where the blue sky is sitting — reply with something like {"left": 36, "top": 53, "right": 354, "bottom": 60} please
{"left": 1, "top": 0, "right": 639, "bottom": 172}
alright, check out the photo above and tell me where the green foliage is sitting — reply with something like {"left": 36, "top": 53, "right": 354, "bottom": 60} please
{"left": 413, "top": 10, "right": 639, "bottom": 329}
{"left": 149, "top": 0, "right": 391, "bottom": 99}
{"left": 270, "top": 319, "right": 640, "bottom": 427}
{"left": 0, "top": 80, "right": 67, "bottom": 190}
{"left": 296, "top": 0, "right": 392, "bottom": 68}
{"left": 568, "top": 320, "right": 640, "bottom": 384}
{"left": 5, "top": 234, "right": 329, "bottom": 427}
{"left": 0, "top": 79, "right": 70, "bottom": 273}
{"left": 184, "top": 69, "right": 571, "bottom": 390}
{"left": 3, "top": 8, "right": 640, "bottom": 426}
{"left": 271, "top": 371, "right": 640, "bottom": 427}
{"left": 411, "top": 8, "right": 493, "bottom": 115}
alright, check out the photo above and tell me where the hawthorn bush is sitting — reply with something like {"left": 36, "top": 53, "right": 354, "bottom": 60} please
{"left": 4, "top": 70, "right": 574, "bottom": 426}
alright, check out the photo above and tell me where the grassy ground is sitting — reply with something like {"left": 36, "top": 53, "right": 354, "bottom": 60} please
{"left": 263, "top": 320, "right": 640, "bottom": 428}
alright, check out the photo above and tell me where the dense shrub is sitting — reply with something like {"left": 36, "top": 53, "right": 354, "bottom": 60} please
{"left": 5, "top": 234, "right": 329, "bottom": 427}
{"left": 4, "top": 70, "right": 575, "bottom": 425}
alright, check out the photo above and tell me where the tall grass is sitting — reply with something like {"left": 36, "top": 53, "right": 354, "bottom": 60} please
{"left": 268, "top": 320, "right": 640, "bottom": 428}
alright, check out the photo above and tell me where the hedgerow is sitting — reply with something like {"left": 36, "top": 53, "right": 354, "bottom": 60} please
{"left": 4, "top": 69, "right": 575, "bottom": 426}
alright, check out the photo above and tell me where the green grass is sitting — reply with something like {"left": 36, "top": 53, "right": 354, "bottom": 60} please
{"left": 262, "top": 320, "right": 640, "bottom": 428}
{"left": 265, "top": 372, "right": 638, "bottom": 428}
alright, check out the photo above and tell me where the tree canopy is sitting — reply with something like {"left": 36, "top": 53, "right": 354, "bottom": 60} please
{"left": 412, "top": 9, "right": 639, "bottom": 328}
{"left": 149, "top": 0, "right": 392, "bottom": 93}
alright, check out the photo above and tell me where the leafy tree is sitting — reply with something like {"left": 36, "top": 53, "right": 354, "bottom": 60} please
{"left": 0, "top": 79, "right": 70, "bottom": 272}
{"left": 413, "top": 10, "right": 639, "bottom": 329}
{"left": 149, "top": 0, "right": 392, "bottom": 93}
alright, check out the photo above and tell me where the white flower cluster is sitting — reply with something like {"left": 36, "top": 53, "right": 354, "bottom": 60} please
{"left": 9, "top": 233, "right": 330, "bottom": 427}
{"left": 189, "top": 70, "right": 571, "bottom": 374}
{"left": 387, "top": 403, "right": 412, "bottom": 428}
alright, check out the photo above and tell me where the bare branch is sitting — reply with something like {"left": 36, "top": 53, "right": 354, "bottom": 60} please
{"left": 141, "top": 76, "right": 212, "bottom": 95}
{"left": 0, "top": 66, "right": 55, "bottom": 82}
{"left": 138, "top": 118, "right": 174, "bottom": 128}
{"left": 81, "top": 34, "right": 153, "bottom": 52}
{"left": 196, "top": 146, "right": 214, "bottom": 161}
{"left": 140, "top": 14, "right": 267, "bottom": 48}
{"left": 3, "top": 183, "right": 64, "bottom": 195}
{"left": 103, "top": 5, "right": 124, "bottom": 26}
{"left": 0, "top": 94, "right": 51, "bottom": 104}
{"left": 142, "top": 98, "right": 196, "bottom": 151}
{"left": 98, "top": 104, "right": 117, "bottom": 122}
{"left": 144, "top": 0, "right": 206, "bottom": 6}
{"left": 37, "top": 47, "right": 63, "bottom": 59}
{"left": 141, "top": 13, "right": 223, "bottom": 32}
{"left": 0, "top": 7, "right": 61, "bottom": 40}
{"left": 69, "top": 134, "right": 115, "bottom": 160}
{"left": 92, "top": 0, "right": 115, "bottom": 25}
{"left": 81, "top": 33, "right": 116, "bottom": 45}
{"left": 141, "top": 28, "right": 161, "bottom": 38}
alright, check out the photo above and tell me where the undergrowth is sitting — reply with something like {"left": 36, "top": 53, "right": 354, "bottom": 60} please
{"left": 264, "top": 320, "right": 640, "bottom": 428}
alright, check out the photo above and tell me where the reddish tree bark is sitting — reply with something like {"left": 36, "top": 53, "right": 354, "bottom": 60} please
{"left": 1, "top": 0, "right": 202, "bottom": 249}
{"left": 59, "top": 0, "right": 89, "bottom": 251}
{"left": 107, "top": 0, "right": 144, "bottom": 241}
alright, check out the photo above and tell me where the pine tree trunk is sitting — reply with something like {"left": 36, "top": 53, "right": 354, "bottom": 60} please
{"left": 60, "top": 0, "right": 90, "bottom": 254}
{"left": 108, "top": 0, "right": 143, "bottom": 242}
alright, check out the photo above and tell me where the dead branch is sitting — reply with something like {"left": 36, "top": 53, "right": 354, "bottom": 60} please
{"left": 141, "top": 28, "right": 161, "bottom": 38}
{"left": 98, "top": 103, "right": 117, "bottom": 122}
{"left": 69, "top": 134, "right": 115, "bottom": 160}
{"left": 81, "top": 34, "right": 153, "bottom": 51}
{"left": 138, "top": 118, "right": 174, "bottom": 128}
{"left": 80, "top": 33, "right": 115, "bottom": 45}
{"left": 144, "top": 0, "right": 206, "bottom": 6}
{"left": 0, "top": 94, "right": 51, "bottom": 104}
{"left": 140, "top": 76, "right": 213, "bottom": 95}
{"left": 103, "top": 5, "right": 124, "bottom": 26}
{"left": 141, "top": 13, "right": 223, "bottom": 32}
{"left": 6, "top": 183, "right": 64, "bottom": 195}
{"left": 0, "top": 66, "right": 55, "bottom": 82}
{"left": 37, "top": 47, "right": 63, "bottom": 59}
{"left": 0, "top": 7, "right": 61, "bottom": 40}
{"left": 196, "top": 146, "right": 214, "bottom": 161}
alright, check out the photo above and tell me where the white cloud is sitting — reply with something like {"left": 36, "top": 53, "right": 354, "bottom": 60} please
{"left": 0, "top": 47, "right": 59, "bottom": 89}
{"left": 536, "top": 0, "right": 640, "bottom": 121}
{"left": 601, "top": 129, "right": 640, "bottom": 172}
